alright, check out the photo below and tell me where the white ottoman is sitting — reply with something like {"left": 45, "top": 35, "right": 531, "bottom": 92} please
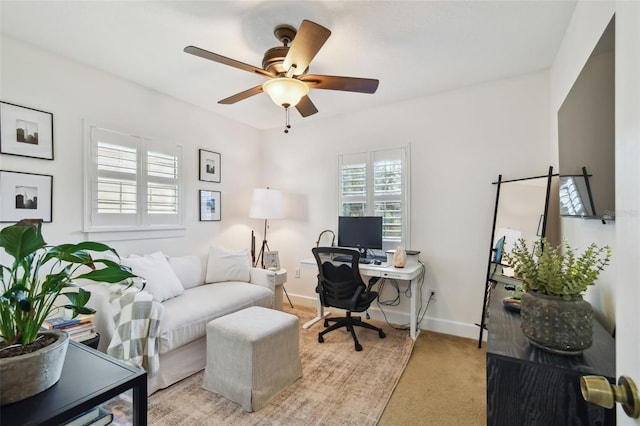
{"left": 202, "top": 306, "right": 302, "bottom": 412}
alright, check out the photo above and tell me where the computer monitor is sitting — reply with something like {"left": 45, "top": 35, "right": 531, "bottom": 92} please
{"left": 337, "top": 216, "right": 383, "bottom": 256}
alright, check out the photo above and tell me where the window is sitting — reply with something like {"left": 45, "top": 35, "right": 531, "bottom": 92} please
{"left": 338, "top": 146, "right": 410, "bottom": 251}
{"left": 84, "top": 123, "right": 183, "bottom": 235}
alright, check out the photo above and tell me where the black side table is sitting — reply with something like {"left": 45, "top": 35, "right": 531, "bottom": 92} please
{"left": 1, "top": 340, "right": 147, "bottom": 426}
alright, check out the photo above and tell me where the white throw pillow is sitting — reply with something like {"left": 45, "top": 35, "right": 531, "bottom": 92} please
{"left": 121, "top": 252, "right": 184, "bottom": 302}
{"left": 205, "top": 246, "right": 251, "bottom": 283}
{"left": 168, "top": 255, "right": 204, "bottom": 290}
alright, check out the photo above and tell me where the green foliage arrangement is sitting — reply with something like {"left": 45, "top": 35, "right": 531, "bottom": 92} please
{"left": 503, "top": 237, "right": 612, "bottom": 301}
{"left": 0, "top": 220, "right": 136, "bottom": 348}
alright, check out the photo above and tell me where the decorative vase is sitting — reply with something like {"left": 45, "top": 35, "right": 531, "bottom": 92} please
{"left": 520, "top": 291, "right": 593, "bottom": 355}
{"left": 0, "top": 330, "right": 69, "bottom": 405}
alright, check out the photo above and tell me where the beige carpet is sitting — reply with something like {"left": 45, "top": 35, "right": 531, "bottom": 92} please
{"left": 379, "top": 330, "right": 487, "bottom": 425}
{"left": 146, "top": 308, "right": 414, "bottom": 425}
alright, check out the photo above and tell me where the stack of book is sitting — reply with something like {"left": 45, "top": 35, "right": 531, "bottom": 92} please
{"left": 63, "top": 406, "right": 113, "bottom": 426}
{"left": 43, "top": 314, "right": 97, "bottom": 344}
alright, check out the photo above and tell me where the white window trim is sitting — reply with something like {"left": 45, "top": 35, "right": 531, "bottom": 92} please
{"left": 83, "top": 120, "right": 185, "bottom": 241}
{"left": 337, "top": 144, "right": 411, "bottom": 252}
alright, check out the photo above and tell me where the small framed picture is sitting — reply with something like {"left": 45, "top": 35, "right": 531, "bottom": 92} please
{"left": 0, "top": 102, "right": 54, "bottom": 160}
{"left": 264, "top": 251, "right": 280, "bottom": 270}
{"left": 199, "top": 149, "right": 221, "bottom": 183}
{"left": 199, "top": 190, "right": 221, "bottom": 221}
{"left": 0, "top": 170, "right": 53, "bottom": 223}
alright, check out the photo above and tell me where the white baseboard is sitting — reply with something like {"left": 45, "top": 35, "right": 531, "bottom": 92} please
{"left": 288, "top": 294, "right": 484, "bottom": 341}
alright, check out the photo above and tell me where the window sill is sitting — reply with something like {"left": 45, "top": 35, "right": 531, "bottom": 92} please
{"left": 84, "top": 226, "right": 186, "bottom": 242}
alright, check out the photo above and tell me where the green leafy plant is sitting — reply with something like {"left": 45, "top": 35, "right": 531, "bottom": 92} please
{"left": 0, "top": 220, "right": 136, "bottom": 349}
{"left": 503, "top": 237, "right": 611, "bottom": 300}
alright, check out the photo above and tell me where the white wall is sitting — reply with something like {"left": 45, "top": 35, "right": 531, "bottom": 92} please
{"left": 261, "top": 71, "right": 551, "bottom": 339}
{"left": 0, "top": 36, "right": 263, "bottom": 263}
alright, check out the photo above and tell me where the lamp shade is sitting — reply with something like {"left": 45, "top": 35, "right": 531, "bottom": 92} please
{"left": 249, "top": 188, "right": 284, "bottom": 219}
{"left": 262, "top": 78, "right": 309, "bottom": 108}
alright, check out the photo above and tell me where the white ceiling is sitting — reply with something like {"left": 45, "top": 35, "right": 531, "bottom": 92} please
{"left": 0, "top": 1, "right": 577, "bottom": 131}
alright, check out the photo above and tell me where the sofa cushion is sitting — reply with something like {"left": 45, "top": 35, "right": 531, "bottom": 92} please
{"left": 205, "top": 246, "right": 251, "bottom": 283}
{"left": 157, "top": 282, "right": 273, "bottom": 353}
{"left": 168, "top": 255, "right": 204, "bottom": 290}
{"left": 121, "top": 252, "right": 184, "bottom": 302}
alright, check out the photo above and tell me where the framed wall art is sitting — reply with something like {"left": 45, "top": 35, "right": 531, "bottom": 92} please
{"left": 264, "top": 251, "right": 280, "bottom": 271}
{"left": 0, "top": 170, "right": 53, "bottom": 223}
{"left": 199, "top": 190, "right": 221, "bottom": 221}
{"left": 199, "top": 149, "right": 221, "bottom": 183}
{"left": 0, "top": 102, "right": 54, "bottom": 160}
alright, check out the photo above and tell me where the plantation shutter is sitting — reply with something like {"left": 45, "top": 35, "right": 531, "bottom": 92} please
{"left": 340, "top": 152, "right": 368, "bottom": 217}
{"left": 338, "top": 146, "right": 409, "bottom": 250}
{"left": 86, "top": 124, "right": 182, "bottom": 230}
{"left": 146, "top": 146, "right": 181, "bottom": 225}
{"left": 373, "top": 149, "right": 404, "bottom": 244}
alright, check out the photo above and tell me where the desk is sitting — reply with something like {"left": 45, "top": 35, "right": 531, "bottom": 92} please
{"left": 1, "top": 340, "right": 147, "bottom": 426}
{"left": 300, "top": 258, "right": 424, "bottom": 340}
{"left": 489, "top": 262, "right": 521, "bottom": 287}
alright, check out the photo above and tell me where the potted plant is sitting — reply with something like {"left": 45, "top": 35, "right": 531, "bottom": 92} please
{"left": 503, "top": 237, "right": 611, "bottom": 355}
{"left": 0, "top": 219, "right": 137, "bottom": 405}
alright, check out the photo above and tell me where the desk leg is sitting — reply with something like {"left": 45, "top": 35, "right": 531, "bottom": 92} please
{"left": 410, "top": 277, "right": 420, "bottom": 340}
{"left": 303, "top": 296, "right": 331, "bottom": 329}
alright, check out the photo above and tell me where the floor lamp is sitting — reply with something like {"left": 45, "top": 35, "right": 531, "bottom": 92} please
{"left": 249, "top": 188, "right": 293, "bottom": 308}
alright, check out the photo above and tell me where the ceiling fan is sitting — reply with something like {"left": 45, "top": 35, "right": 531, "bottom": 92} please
{"left": 184, "top": 19, "right": 379, "bottom": 130}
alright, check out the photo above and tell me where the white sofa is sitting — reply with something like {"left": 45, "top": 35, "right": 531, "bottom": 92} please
{"left": 84, "top": 248, "right": 277, "bottom": 394}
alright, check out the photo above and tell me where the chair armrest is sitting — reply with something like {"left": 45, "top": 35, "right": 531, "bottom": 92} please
{"left": 348, "top": 286, "right": 365, "bottom": 311}
{"left": 248, "top": 268, "right": 276, "bottom": 293}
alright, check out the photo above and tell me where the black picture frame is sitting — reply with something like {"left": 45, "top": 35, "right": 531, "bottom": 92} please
{"left": 199, "top": 149, "right": 221, "bottom": 183}
{"left": 0, "top": 101, "right": 54, "bottom": 160}
{"left": 199, "top": 190, "right": 221, "bottom": 221}
{"left": 0, "top": 170, "right": 53, "bottom": 223}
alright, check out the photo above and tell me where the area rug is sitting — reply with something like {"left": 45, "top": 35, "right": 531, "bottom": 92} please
{"left": 145, "top": 308, "right": 414, "bottom": 425}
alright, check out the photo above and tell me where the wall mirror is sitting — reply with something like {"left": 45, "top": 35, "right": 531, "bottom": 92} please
{"left": 558, "top": 17, "right": 615, "bottom": 221}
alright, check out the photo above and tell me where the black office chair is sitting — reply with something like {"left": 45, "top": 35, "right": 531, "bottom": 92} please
{"left": 312, "top": 247, "right": 385, "bottom": 351}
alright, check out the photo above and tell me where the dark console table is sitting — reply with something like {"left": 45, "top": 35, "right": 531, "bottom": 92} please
{"left": 1, "top": 340, "right": 147, "bottom": 426}
{"left": 486, "top": 285, "right": 615, "bottom": 426}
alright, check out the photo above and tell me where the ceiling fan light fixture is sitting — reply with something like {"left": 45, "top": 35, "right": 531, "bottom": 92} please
{"left": 262, "top": 77, "right": 309, "bottom": 108}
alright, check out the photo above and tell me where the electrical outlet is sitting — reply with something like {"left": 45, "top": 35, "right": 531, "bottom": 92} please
{"left": 428, "top": 288, "right": 437, "bottom": 301}
{"left": 295, "top": 268, "right": 301, "bottom": 278}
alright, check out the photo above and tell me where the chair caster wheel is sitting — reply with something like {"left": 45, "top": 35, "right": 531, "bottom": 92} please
{"left": 379, "top": 331, "right": 386, "bottom": 338}
{"left": 323, "top": 320, "right": 329, "bottom": 327}
{"left": 355, "top": 343, "right": 363, "bottom": 351}
{"left": 318, "top": 335, "right": 324, "bottom": 343}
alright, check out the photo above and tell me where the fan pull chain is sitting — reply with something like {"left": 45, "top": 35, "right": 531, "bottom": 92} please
{"left": 284, "top": 106, "right": 292, "bottom": 134}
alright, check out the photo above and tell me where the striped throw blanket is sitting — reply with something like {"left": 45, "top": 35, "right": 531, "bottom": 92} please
{"left": 107, "top": 289, "right": 164, "bottom": 376}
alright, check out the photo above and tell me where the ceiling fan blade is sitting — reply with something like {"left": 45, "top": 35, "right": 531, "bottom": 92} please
{"left": 283, "top": 20, "right": 331, "bottom": 76}
{"left": 184, "top": 46, "right": 273, "bottom": 78}
{"left": 303, "top": 75, "right": 379, "bottom": 93}
{"left": 218, "top": 85, "right": 264, "bottom": 104}
{"left": 295, "top": 95, "right": 319, "bottom": 117}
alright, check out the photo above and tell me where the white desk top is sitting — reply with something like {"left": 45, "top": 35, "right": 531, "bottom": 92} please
{"left": 300, "top": 258, "right": 423, "bottom": 280}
